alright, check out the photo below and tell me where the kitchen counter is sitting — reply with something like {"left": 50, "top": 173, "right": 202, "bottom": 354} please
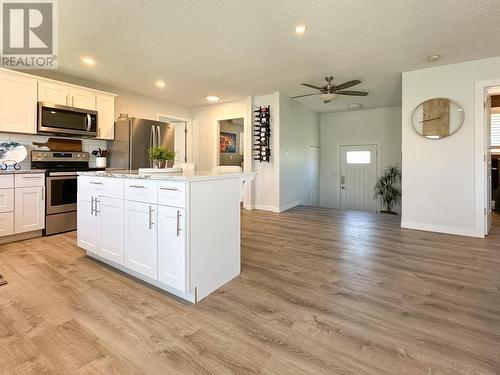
{"left": 78, "top": 169, "right": 255, "bottom": 182}
{"left": 0, "top": 169, "right": 46, "bottom": 174}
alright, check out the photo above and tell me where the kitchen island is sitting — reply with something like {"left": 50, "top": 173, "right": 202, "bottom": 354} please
{"left": 77, "top": 170, "right": 255, "bottom": 302}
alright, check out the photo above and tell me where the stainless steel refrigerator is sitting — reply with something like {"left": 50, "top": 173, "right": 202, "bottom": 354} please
{"left": 108, "top": 118, "right": 175, "bottom": 169}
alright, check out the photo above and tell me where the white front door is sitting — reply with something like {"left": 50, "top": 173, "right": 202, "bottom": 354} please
{"left": 340, "top": 145, "right": 378, "bottom": 212}
{"left": 485, "top": 95, "right": 492, "bottom": 235}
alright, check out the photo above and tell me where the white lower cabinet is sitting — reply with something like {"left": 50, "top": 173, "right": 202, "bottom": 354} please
{"left": 77, "top": 197, "right": 98, "bottom": 254}
{"left": 0, "top": 212, "right": 14, "bottom": 236}
{"left": 97, "top": 197, "right": 124, "bottom": 264}
{"left": 14, "top": 186, "right": 45, "bottom": 234}
{"left": 124, "top": 200, "right": 158, "bottom": 279}
{"left": 158, "top": 206, "right": 186, "bottom": 292}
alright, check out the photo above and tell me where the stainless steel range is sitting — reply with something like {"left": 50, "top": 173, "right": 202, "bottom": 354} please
{"left": 31, "top": 151, "right": 103, "bottom": 235}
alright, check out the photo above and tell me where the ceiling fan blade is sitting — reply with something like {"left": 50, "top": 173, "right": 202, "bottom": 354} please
{"left": 323, "top": 100, "right": 331, "bottom": 104}
{"left": 301, "top": 83, "right": 325, "bottom": 91}
{"left": 336, "top": 90, "right": 369, "bottom": 96}
{"left": 333, "top": 80, "right": 362, "bottom": 91}
{"left": 292, "top": 93, "right": 319, "bottom": 99}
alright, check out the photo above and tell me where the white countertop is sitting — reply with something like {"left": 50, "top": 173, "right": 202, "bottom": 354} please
{"left": 0, "top": 169, "right": 46, "bottom": 175}
{"left": 78, "top": 169, "right": 256, "bottom": 182}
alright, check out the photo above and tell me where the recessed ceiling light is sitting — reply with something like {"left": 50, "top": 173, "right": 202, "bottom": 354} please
{"left": 81, "top": 56, "right": 95, "bottom": 66}
{"left": 427, "top": 54, "right": 441, "bottom": 62}
{"left": 206, "top": 96, "right": 219, "bottom": 102}
{"left": 156, "top": 80, "right": 165, "bottom": 88}
{"left": 295, "top": 25, "right": 307, "bottom": 34}
{"left": 348, "top": 103, "right": 362, "bottom": 110}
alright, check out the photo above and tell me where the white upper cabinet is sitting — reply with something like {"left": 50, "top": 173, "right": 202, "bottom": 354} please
{"left": 38, "top": 81, "right": 96, "bottom": 110}
{"left": 38, "top": 81, "right": 70, "bottom": 106}
{"left": 69, "top": 87, "right": 96, "bottom": 110}
{"left": 0, "top": 70, "right": 37, "bottom": 134}
{"left": 95, "top": 94, "right": 115, "bottom": 140}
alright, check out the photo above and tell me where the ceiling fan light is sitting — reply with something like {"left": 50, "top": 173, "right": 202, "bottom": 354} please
{"left": 319, "top": 93, "right": 337, "bottom": 103}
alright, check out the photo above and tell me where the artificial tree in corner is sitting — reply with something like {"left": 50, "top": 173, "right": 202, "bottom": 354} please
{"left": 374, "top": 164, "right": 401, "bottom": 214}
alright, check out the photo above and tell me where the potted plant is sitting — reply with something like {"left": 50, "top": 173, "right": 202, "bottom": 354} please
{"left": 374, "top": 164, "right": 401, "bottom": 214}
{"left": 148, "top": 147, "right": 176, "bottom": 168}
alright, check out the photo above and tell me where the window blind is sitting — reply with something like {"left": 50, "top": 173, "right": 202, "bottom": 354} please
{"left": 492, "top": 113, "right": 500, "bottom": 147}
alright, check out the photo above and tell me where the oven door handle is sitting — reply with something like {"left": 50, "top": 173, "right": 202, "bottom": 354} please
{"left": 48, "top": 172, "right": 78, "bottom": 177}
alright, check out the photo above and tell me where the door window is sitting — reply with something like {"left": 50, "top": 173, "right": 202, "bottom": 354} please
{"left": 346, "top": 150, "right": 371, "bottom": 164}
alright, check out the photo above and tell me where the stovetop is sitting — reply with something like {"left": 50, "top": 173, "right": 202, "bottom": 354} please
{"left": 31, "top": 150, "right": 104, "bottom": 173}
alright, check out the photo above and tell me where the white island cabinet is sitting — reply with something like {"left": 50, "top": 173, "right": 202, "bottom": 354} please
{"left": 77, "top": 170, "right": 255, "bottom": 303}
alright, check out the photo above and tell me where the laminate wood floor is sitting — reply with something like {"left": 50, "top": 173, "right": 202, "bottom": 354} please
{"left": 1, "top": 206, "right": 499, "bottom": 374}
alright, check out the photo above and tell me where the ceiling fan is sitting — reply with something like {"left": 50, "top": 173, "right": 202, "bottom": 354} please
{"left": 292, "top": 76, "right": 368, "bottom": 104}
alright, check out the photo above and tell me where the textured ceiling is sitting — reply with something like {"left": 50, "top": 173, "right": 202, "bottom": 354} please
{"left": 41, "top": 0, "right": 500, "bottom": 113}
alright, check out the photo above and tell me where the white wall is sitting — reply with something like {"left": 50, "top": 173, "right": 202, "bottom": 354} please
{"left": 279, "top": 93, "right": 320, "bottom": 211}
{"left": 191, "top": 99, "right": 249, "bottom": 171}
{"left": 320, "top": 106, "right": 402, "bottom": 210}
{"left": 402, "top": 56, "right": 500, "bottom": 237}
{"left": 252, "top": 93, "right": 280, "bottom": 212}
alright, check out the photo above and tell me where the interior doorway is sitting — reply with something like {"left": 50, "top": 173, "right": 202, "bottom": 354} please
{"left": 340, "top": 144, "right": 378, "bottom": 212}
{"left": 486, "top": 90, "right": 500, "bottom": 233}
{"left": 217, "top": 118, "right": 244, "bottom": 169}
{"left": 157, "top": 115, "right": 189, "bottom": 164}
{"left": 310, "top": 146, "right": 320, "bottom": 206}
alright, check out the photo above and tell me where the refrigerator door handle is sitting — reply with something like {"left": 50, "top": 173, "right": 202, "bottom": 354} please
{"left": 156, "top": 125, "right": 161, "bottom": 148}
{"left": 149, "top": 125, "right": 154, "bottom": 168}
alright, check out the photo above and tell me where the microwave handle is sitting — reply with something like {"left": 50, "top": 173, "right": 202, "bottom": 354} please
{"left": 86, "top": 114, "right": 92, "bottom": 131}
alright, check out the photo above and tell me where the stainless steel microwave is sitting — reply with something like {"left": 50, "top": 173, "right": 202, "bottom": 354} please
{"left": 38, "top": 102, "right": 97, "bottom": 137}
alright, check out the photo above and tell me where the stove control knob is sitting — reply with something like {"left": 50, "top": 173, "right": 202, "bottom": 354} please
{"left": 43, "top": 154, "right": 47, "bottom": 158}
{"left": 76, "top": 154, "right": 80, "bottom": 158}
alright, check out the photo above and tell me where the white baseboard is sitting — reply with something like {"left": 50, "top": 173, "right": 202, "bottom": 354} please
{"left": 279, "top": 201, "right": 301, "bottom": 212}
{"left": 401, "top": 221, "right": 484, "bottom": 238}
{"left": 253, "top": 204, "right": 280, "bottom": 213}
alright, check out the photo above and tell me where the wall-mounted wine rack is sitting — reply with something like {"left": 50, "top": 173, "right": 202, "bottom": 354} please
{"left": 254, "top": 105, "right": 271, "bottom": 162}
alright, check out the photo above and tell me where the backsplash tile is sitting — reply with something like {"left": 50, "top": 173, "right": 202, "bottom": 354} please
{"left": 0, "top": 133, "right": 107, "bottom": 169}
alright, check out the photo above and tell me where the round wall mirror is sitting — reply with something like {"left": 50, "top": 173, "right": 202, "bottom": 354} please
{"left": 411, "top": 98, "right": 464, "bottom": 139}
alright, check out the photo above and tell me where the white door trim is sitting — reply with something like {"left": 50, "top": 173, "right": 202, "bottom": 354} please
{"left": 474, "top": 78, "right": 500, "bottom": 237}
{"left": 157, "top": 113, "right": 193, "bottom": 163}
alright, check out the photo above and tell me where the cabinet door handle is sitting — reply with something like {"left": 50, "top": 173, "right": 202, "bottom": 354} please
{"left": 91, "top": 196, "right": 95, "bottom": 215}
{"left": 41, "top": 187, "right": 45, "bottom": 201}
{"left": 94, "top": 198, "right": 100, "bottom": 216}
{"left": 176, "top": 210, "right": 182, "bottom": 236}
{"left": 65, "top": 94, "right": 68, "bottom": 105}
{"left": 160, "top": 187, "right": 178, "bottom": 191}
{"left": 129, "top": 185, "right": 145, "bottom": 189}
{"left": 71, "top": 96, "right": 74, "bottom": 107}
{"left": 90, "top": 181, "right": 103, "bottom": 185}
{"left": 22, "top": 176, "right": 41, "bottom": 179}
{"left": 148, "top": 205, "right": 154, "bottom": 230}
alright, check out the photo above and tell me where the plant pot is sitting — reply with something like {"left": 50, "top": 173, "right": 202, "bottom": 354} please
{"left": 95, "top": 157, "right": 106, "bottom": 168}
{"left": 167, "top": 160, "right": 174, "bottom": 168}
{"left": 153, "top": 160, "right": 166, "bottom": 168}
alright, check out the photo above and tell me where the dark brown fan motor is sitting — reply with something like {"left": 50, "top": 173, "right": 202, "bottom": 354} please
{"left": 292, "top": 76, "right": 368, "bottom": 104}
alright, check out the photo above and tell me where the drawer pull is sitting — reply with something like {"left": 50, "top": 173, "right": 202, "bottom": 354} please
{"left": 160, "top": 187, "right": 178, "bottom": 191}
{"left": 90, "top": 181, "right": 103, "bottom": 185}
{"left": 129, "top": 185, "right": 146, "bottom": 189}
{"left": 22, "top": 176, "right": 42, "bottom": 179}
{"left": 176, "top": 210, "right": 182, "bottom": 236}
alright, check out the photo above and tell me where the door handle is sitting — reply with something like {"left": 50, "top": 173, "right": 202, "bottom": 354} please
{"left": 156, "top": 125, "right": 161, "bottom": 148}
{"left": 176, "top": 210, "right": 182, "bottom": 236}
{"left": 86, "top": 114, "right": 92, "bottom": 131}
{"left": 129, "top": 185, "right": 145, "bottom": 189}
{"left": 41, "top": 187, "right": 45, "bottom": 201}
{"left": 94, "top": 198, "right": 100, "bottom": 216}
{"left": 91, "top": 196, "right": 95, "bottom": 215}
{"left": 148, "top": 205, "right": 154, "bottom": 230}
{"left": 159, "top": 187, "right": 178, "bottom": 191}
{"left": 90, "top": 181, "right": 103, "bottom": 185}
